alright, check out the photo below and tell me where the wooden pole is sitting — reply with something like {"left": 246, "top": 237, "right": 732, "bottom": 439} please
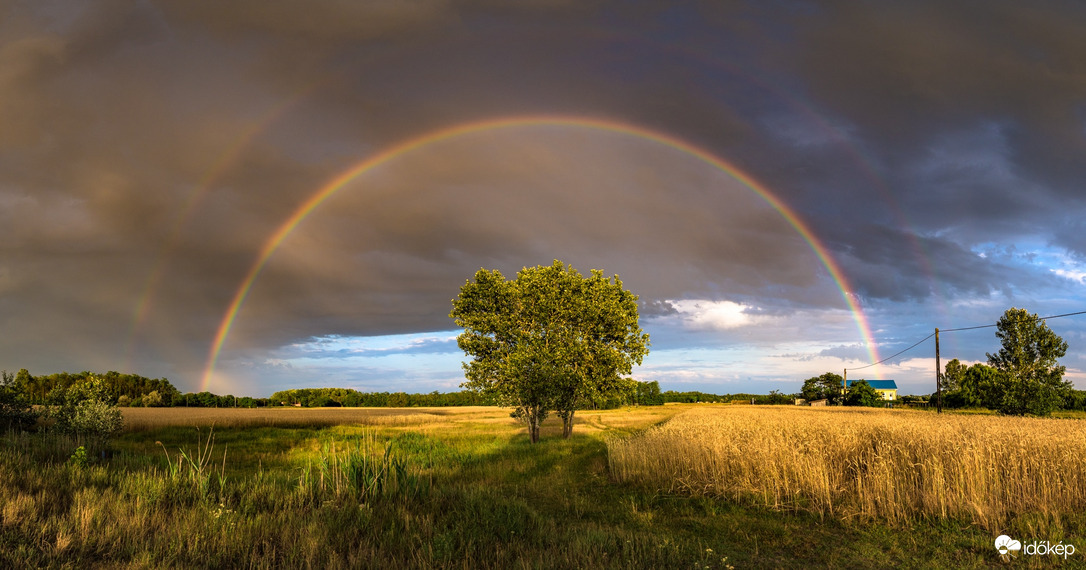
{"left": 935, "top": 328, "right": 942, "bottom": 414}
{"left": 843, "top": 368, "right": 847, "bottom": 405}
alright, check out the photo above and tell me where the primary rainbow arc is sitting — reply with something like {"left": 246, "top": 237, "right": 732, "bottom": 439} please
{"left": 200, "top": 115, "right": 881, "bottom": 391}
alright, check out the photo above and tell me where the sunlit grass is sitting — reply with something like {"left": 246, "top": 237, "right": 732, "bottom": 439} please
{"left": 2, "top": 403, "right": 1075, "bottom": 568}
{"left": 608, "top": 405, "right": 1086, "bottom": 534}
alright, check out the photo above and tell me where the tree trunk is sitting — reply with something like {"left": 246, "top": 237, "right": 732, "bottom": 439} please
{"left": 562, "top": 411, "right": 575, "bottom": 439}
{"left": 528, "top": 411, "right": 541, "bottom": 443}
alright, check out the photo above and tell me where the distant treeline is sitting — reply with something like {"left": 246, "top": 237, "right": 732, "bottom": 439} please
{"left": 16, "top": 370, "right": 181, "bottom": 406}
{"left": 269, "top": 388, "right": 496, "bottom": 408}
{"left": 662, "top": 389, "right": 793, "bottom": 405}
{"left": 271, "top": 381, "right": 667, "bottom": 409}
{"left": 8, "top": 370, "right": 674, "bottom": 409}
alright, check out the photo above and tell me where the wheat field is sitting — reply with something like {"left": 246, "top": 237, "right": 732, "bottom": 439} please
{"left": 607, "top": 406, "right": 1086, "bottom": 529}
{"left": 119, "top": 406, "right": 474, "bottom": 430}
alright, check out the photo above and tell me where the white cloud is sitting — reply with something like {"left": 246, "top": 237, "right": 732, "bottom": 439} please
{"left": 1052, "top": 268, "right": 1086, "bottom": 283}
{"left": 666, "top": 299, "right": 768, "bottom": 331}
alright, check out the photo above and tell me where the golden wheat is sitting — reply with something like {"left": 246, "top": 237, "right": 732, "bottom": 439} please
{"left": 120, "top": 406, "right": 474, "bottom": 430}
{"left": 607, "top": 406, "right": 1086, "bottom": 529}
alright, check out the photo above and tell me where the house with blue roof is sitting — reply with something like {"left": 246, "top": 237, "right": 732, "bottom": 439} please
{"left": 846, "top": 380, "right": 898, "bottom": 401}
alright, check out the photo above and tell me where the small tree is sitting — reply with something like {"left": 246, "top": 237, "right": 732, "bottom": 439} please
{"left": 46, "top": 375, "right": 124, "bottom": 444}
{"left": 634, "top": 381, "right": 664, "bottom": 406}
{"left": 844, "top": 380, "right": 882, "bottom": 407}
{"left": 954, "top": 363, "right": 1004, "bottom": 409}
{"left": 764, "top": 389, "right": 793, "bottom": 405}
{"left": 800, "top": 372, "right": 844, "bottom": 404}
{"left": 0, "top": 370, "right": 38, "bottom": 431}
{"left": 986, "top": 307, "right": 1070, "bottom": 416}
{"left": 942, "top": 359, "right": 966, "bottom": 393}
{"left": 451, "top": 261, "right": 649, "bottom": 443}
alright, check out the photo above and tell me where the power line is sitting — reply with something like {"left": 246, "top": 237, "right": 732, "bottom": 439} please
{"left": 845, "top": 309, "right": 1086, "bottom": 371}
{"left": 940, "top": 309, "right": 1086, "bottom": 332}
{"left": 846, "top": 333, "right": 934, "bottom": 371}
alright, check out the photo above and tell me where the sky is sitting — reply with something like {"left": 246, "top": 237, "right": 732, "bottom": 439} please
{"left": 3, "top": 1, "right": 1086, "bottom": 397}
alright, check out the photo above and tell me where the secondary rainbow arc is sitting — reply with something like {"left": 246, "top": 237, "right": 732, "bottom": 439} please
{"left": 200, "top": 115, "right": 881, "bottom": 391}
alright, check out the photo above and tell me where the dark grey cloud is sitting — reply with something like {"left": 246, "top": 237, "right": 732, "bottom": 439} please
{"left": 2, "top": 0, "right": 1085, "bottom": 392}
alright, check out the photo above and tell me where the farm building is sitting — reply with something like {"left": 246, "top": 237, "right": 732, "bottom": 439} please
{"left": 846, "top": 380, "right": 898, "bottom": 401}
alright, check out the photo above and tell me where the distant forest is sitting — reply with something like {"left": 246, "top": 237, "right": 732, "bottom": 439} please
{"left": 21, "top": 368, "right": 1038, "bottom": 409}
{"left": 7, "top": 369, "right": 730, "bottom": 409}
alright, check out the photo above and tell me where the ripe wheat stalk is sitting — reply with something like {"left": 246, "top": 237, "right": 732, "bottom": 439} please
{"left": 607, "top": 406, "right": 1086, "bottom": 529}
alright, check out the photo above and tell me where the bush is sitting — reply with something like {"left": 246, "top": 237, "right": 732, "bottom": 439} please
{"left": 46, "top": 376, "right": 124, "bottom": 442}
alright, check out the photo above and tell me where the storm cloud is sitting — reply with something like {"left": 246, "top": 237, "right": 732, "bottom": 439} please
{"left": 2, "top": 1, "right": 1085, "bottom": 394}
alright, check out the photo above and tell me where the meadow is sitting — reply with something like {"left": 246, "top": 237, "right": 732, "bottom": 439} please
{"left": 1, "top": 404, "right": 1082, "bottom": 568}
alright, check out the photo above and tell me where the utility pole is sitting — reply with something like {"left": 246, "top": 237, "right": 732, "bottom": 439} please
{"left": 935, "top": 327, "right": 942, "bottom": 414}
{"left": 843, "top": 368, "right": 847, "bottom": 405}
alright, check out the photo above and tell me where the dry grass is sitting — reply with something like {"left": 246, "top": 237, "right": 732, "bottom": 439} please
{"left": 121, "top": 406, "right": 483, "bottom": 430}
{"left": 121, "top": 405, "right": 684, "bottom": 435}
{"left": 607, "top": 405, "right": 1086, "bottom": 529}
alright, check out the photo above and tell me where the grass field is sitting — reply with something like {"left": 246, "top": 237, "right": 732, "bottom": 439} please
{"left": 2, "top": 404, "right": 1082, "bottom": 567}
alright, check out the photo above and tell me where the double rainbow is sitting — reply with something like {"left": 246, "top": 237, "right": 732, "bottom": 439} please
{"left": 200, "top": 115, "right": 880, "bottom": 391}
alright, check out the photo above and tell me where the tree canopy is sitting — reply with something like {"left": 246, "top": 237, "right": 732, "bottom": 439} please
{"left": 451, "top": 260, "right": 649, "bottom": 442}
{"left": 941, "top": 358, "right": 966, "bottom": 393}
{"left": 942, "top": 308, "right": 1073, "bottom": 416}
{"left": 986, "top": 307, "right": 1070, "bottom": 416}
{"left": 0, "top": 370, "right": 38, "bottom": 432}
{"left": 843, "top": 380, "right": 882, "bottom": 407}
{"left": 800, "top": 372, "right": 844, "bottom": 404}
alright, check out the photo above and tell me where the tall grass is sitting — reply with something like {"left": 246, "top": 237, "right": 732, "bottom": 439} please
{"left": 0, "top": 426, "right": 435, "bottom": 567}
{"left": 607, "top": 406, "right": 1086, "bottom": 529}
{"left": 298, "top": 432, "right": 431, "bottom": 503}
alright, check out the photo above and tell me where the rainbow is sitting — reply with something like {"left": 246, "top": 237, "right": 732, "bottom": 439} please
{"left": 123, "top": 86, "right": 319, "bottom": 370}
{"left": 200, "top": 115, "right": 881, "bottom": 391}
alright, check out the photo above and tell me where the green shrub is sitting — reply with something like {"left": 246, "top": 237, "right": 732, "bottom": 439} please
{"left": 46, "top": 375, "right": 124, "bottom": 442}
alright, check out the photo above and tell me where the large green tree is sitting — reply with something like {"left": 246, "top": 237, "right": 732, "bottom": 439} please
{"left": 954, "top": 363, "right": 1004, "bottom": 409}
{"left": 942, "top": 358, "right": 966, "bottom": 393}
{"left": 986, "top": 307, "right": 1071, "bottom": 416}
{"left": 800, "top": 372, "right": 845, "bottom": 404}
{"left": 451, "top": 261, "right": 649, "bottom": 442}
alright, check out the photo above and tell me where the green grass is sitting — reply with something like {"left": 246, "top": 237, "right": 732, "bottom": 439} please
{"left": 1, "top": 406, "right": 1077, "bottom": 568}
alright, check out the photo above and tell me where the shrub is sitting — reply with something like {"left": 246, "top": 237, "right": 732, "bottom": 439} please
{"left": 46, "top": 376, "right": 124, "bottom": 443}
